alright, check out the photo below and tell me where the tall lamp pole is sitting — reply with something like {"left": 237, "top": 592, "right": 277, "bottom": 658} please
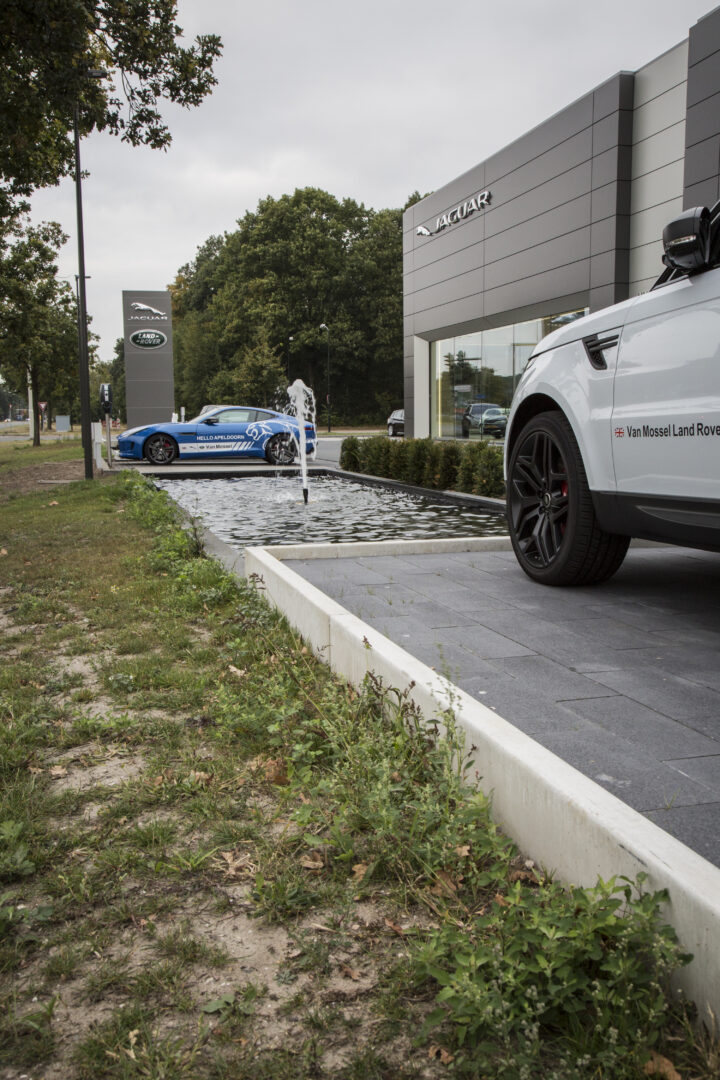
{"left": 319, "top": 323, "right": 330, "bottom": 433}
{"left": 73, "top": 70, "right": 106, "bottom": 480}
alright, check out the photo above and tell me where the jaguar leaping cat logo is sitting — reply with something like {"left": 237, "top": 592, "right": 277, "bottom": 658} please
{"left": 131, "top": 302, "right": 166, "bottom": 316}
{"left": 416, "top": 225, "right": 432, "bottom": 237}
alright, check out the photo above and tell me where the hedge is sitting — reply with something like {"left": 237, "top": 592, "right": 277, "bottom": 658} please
{"left": 338, "top": 435, "right": 505, "bottom": 499}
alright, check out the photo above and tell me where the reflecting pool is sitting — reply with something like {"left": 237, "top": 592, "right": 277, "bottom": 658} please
{"left": 154, "top": 474, "right": 507, "bottom": 550}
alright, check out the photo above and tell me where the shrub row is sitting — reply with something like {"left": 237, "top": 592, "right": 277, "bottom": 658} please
{"left": 339, "top": 435, "right": 505, "bottom": 499}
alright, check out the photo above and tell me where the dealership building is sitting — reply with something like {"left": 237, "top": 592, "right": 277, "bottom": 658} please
{"left": 403, "top": 6, "right": 720, "bottom": 439}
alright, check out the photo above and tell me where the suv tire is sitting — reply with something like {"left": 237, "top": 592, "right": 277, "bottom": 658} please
{"left": 507, "top": 411, "right": 630, "bottom": 586}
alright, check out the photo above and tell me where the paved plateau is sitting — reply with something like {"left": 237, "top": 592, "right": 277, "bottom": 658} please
{"left": 286, "top": 544, "right": 720, "bottom": 869}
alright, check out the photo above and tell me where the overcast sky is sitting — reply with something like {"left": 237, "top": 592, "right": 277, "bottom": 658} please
{"left": 30, "top": 0, "right": 716, "bottom": 363}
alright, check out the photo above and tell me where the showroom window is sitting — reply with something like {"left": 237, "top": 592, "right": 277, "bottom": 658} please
{"left": 429, "top": 309, "right": 586, "bottom": 439}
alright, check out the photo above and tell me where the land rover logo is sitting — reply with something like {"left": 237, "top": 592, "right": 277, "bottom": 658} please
{"left": 130, "top": 329, "right": 167, "bottom": 349}
{"left": 417, "top": 190, "right": 492, "bottom": 238}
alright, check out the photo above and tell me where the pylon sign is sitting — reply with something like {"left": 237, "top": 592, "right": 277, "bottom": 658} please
{"left": 122, "top": 290, "right": 175, "bottom": 429}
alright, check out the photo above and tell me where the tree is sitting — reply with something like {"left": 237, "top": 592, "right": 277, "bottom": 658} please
{"left": 207, "top": 327, "right": 286, "bottom": 409}
{"left": 0, "top": 220, "right": 83, "bottom": 443}
{"left": 0, "top": 1, "right": 222, "bottom": 218}
{"left": 170, "top": 188, "right": 406, "bottom": 423}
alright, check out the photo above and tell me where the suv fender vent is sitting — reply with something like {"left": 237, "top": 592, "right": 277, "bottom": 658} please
{"left": 582, "top": 332, "right": 620, "bottom": 370}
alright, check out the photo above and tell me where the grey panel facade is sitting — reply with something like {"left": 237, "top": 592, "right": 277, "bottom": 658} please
{"left": 684, "top": 7, "right": 720, "bottom": 207}
{"left": 405, "top": 6, "right": 720, "bottom": 438}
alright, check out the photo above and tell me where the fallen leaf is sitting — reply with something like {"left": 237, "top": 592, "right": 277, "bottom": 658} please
{"left": 351, "top": 862, "right": 369, "bottom": 883}
{"left": 188, "top": 770, "right": 212, "bottom": 786}
{"left": 509, "top": 868, "right": 538, "bottom": 885}
{"left": 300, "top": 850, "right": 325, "bottom": 872}
{"left": 384, "top": 918, "right": 405, "bottom": 936}
{"left": 28, "top": 766, "right": 44, "bottom": 775}
{"left": 339, "top": 963, "right": 360, "bottom": 981}
{"left": 48, "top": 500, "right": 59, "bottom": 506}
{"left": 48, "top": 765, "right": 67, "bottom": 778}
{"left": 227, "top": 664, "right": 247, "bottom": 678}
{"left": 643, "top": 1051, "right": 681, "bottom": 1079}
{"left": 390, "top": 771, "right": 401, "bottom": 782}
{"left": 0, "top": 548, "right": 7, "bottom": 557}
{"left": 430, "top": 870, "right": 461, "bottom": 896}
{"left": 264, "top": 758, "right": 289, "bottom": 785}
{"left": 298, "top": 792, "right": 310, "bottom": 804}
{"left": 428, "top": 1044, "right": 454, "bottom": 1064}
{"left": 494, "top": 892, "right": 510, "bottom": 907}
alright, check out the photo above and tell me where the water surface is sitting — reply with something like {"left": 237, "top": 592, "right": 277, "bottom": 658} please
{"left": 155, "top": 474, "right": 507, "bottom": 550}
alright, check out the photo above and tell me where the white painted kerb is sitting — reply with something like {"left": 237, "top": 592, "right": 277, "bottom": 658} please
{"left": 245, "top": 538, "right": 720, "bottom": 1018}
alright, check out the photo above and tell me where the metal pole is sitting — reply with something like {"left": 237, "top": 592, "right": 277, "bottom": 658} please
{"left": 326, "top": 335, "right": 330, "bottom": 434}
{"left": 73, "top": 103, "right": 93, "bottom": 480}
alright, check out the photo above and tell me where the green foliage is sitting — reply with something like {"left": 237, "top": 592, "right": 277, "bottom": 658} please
{"left": 0, "top": 219, "right": 82, "bottom": 442}
{"left": 341, "top": 435, "right": 505, "bottom": 498}
{"left": 339, "top": 435, "right": 362, "bottom": 471}
{"left": 456, "top": 440, "right": 482, "bottom": 492}
{"left": 421, "top": 441, "right": 442, "bottom": 489}
{"left": 475, "top": 439, "right": 505, "bottom": 498}
{"left": 436, "top": 439, "right": 462, "bottom": 491}
{"left": 0, "top": 821, "right": 35, "bottom": 881}
{"left": 361, "top": 435, "right": 392, "bottom": 478}
{"left": 415, "top": 874, "right": 689, "bottom": 1077}
{"left": 406, "top": 437, "right": 433, "bottom": 486}
{"left": 207, "top": 325, "right": 285, "bottom": 408}
{"left": 0, "top": 1, "right": 222, "bottom": 215}
{"left": 170, "top": 187, "right": 404, "bottom": 422}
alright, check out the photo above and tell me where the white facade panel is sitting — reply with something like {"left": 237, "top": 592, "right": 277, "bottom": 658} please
{"left": 632, "top": 122, "right": 686, "bottom": 180}
{"left": 632, "top": 41, "right": 688, "bottom": 109}
{"left": 628, "top": 42, "right": 687, "bottom": 296}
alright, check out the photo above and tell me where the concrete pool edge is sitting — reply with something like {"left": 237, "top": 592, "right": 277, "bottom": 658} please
{"left": 201, "top": 522, "right": 720, "bottom": 1017}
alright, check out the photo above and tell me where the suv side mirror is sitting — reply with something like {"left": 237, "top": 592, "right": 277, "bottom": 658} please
{"left": 662, "top": 206, "right": 710, "bottom": 272}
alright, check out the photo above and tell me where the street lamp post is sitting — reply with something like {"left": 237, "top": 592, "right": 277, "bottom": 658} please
{"left": 319, "top": 323, "right": 330, "bottom": 433}
{"left": 73, "top": 71, "right": 106, "bottom": 480}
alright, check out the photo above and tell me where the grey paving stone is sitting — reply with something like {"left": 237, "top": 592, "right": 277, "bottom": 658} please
{"left": 354, "top": 555, "right": 439, "bottom": 576}
{"left": 473, "top": 610, "right": 629, "bottom": 669}
{"left": 534, "top": 728, "right": 718, "bottom": 813}
{"left": 488, "top": 654, "right": 620, "bottom": 701}
{"left": 611, "top": 645, "right": 720, "bottom": 692}
{"left": 665, "top": 755, "right": 720, "bottom": 794}
{"left": 287, "top": 558, "right": 390, "bottom": 588}
{"left": 561, "top": 696, "right": 720, "bottom": 759}
{"left": 585, "top": 666, "right": 720, "bottom": 721}
{"left": 441, "top": 622, "right": 534, "bottom": 660}
{"left": 554, "top": 616, "right": 671, "bottom": 652}
{"left": 645, "top": 802, "right": 720, "bottom": 866}
{"left": 408, "top": 640, "right": 494, "bottom": 682}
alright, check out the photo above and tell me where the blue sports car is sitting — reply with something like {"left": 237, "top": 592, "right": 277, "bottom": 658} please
{"left": 117, "top": 405, "right": 316, "bottom": 466}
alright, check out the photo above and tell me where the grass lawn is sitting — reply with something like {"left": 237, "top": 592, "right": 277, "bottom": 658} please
{"left": 0, "top": 463, "right": 717, "bottom": 1079}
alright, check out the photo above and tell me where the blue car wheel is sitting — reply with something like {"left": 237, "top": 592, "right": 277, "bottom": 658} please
{"left": 265, "top": 432, "right": 296, "bottom": 465}
{"left": 144, "top": 433, "right": 178, "bottom": 465}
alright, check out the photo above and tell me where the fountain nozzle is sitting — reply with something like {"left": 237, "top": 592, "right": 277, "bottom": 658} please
{"left": 303, "top": 487, "right": 309, "bottom": 504}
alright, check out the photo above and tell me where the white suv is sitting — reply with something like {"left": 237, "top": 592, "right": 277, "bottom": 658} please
{"left": 505, "top": 203, "right": 720, "bottom": 586}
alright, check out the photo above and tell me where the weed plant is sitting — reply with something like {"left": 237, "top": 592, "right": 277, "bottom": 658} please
{"left": 0, "top": 470, "right": 716, "bottom": 1078}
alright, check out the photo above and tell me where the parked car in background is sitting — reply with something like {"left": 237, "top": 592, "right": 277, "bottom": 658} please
{"left": 387, "top": 409, "right": 404, "bottom": 437}
{"left": 505, "top": 201, "right": 720, "bottom": 586}
{"left": 461, "top": 402, "right": 506, "bottom": 438}
{"left": 117, "top": 405, "right": 316, "bottom": 465}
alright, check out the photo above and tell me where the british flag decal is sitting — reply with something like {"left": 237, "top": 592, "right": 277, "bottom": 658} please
{"left": 614, "top": 427, "right": 624, "bottom": 437}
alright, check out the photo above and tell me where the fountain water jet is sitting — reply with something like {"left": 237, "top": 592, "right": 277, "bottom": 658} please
{"left": 285, "top": 379, "right": 316, "bottom": 504}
